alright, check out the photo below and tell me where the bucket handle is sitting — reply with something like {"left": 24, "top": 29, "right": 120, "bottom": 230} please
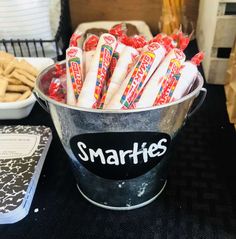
{"left": 187, "top": 87, "right": 207, "bottom": 119}
{"left": 33, "top": 91, "right": 50, "bottom": 113}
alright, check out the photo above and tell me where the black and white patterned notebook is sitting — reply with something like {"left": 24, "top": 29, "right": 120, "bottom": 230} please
{"left": 0, "top": 125, "right": 52, "bottom": 224}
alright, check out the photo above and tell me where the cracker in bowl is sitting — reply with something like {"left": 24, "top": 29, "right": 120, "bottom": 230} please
{"left": 0, "top": 51, "right": 39, "bottom": 102}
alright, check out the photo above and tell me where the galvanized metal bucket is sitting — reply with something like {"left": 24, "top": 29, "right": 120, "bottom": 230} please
{"left": 34, "top": 61, "right": 207, "bottom": 210}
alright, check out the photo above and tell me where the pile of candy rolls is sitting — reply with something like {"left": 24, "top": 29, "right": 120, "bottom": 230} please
{"left": 48, "top": 24, "right": 204, "bottom": 110}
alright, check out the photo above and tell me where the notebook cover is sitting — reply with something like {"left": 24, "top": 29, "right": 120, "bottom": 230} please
{"left": 0, "top": 125, "right": 52, "bottom": 223}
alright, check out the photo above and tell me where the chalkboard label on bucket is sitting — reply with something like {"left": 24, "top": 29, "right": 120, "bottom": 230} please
{"left": 70, "top": 132, "right": 171, "bottom": 180}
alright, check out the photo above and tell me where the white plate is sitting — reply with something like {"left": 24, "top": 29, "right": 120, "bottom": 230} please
{"left": 74, "top": 20, "right": 153, "bottom": 45}
{"left": 0, "top": 57, "right": 54, "bottom": 120}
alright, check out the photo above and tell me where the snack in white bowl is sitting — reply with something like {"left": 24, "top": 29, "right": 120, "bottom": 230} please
{"left": 0, "top": 53, "right": 54, "bottom": 119}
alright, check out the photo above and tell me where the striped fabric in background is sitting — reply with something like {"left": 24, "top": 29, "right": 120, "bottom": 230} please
{"left": 0, "top": 0, "right": 61, "bottom": 58}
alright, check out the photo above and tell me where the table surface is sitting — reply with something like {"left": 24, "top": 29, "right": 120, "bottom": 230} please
{"left": 1, "top": 41, "right": 236, "bottom": 239}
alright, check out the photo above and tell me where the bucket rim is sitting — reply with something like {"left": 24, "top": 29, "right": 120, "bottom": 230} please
{"left": 34, "top": 60, "right": 205, "bottom": 114}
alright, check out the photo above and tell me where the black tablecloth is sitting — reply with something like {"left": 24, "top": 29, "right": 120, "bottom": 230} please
{"left": 1, "top": 41, "right": 236, "bottom": 239}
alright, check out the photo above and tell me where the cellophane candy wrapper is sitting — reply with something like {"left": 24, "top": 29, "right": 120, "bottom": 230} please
{"left": 150, "top": 30, "right": 191, "bottom": 54}
{"left": 83, "top": 34, "right": 99, "bottom": 51}
{"left": 120, "top": 34, "right": 147, "bottom": 50}
{"left": 109, "top": 23, "right": 127, "bottom": 39}
{"left": 69, "top": 32, "right": 84, "bottom": 48}
{"left": 48, "top": 64, "right": 67, "bottom": 102}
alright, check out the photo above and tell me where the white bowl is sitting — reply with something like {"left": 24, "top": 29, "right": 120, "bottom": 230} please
{"left": 0, "top": 57, "right": 54, "bottom": 120}
{"left": 0, "top": 93, "right": 36, "bottom": 120}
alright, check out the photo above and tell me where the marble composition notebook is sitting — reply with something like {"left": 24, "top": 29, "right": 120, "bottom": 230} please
{"left": 0, "top": 125, "right": 52, "bottom": 224}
